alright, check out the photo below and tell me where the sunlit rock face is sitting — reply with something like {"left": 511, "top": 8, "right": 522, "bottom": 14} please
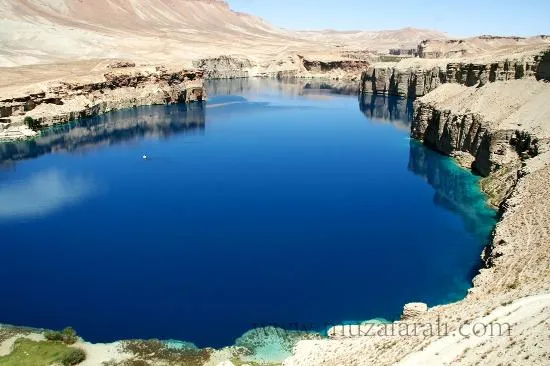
{"left": 359, "top": 46, "right": 550, "bottom": 99}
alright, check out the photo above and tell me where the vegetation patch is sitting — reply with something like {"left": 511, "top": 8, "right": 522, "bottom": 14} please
{"left": 61, "top": 348, "right": 87, "bottom": 366}
{"left": 0, "top": 326, "right": 33, "bottom": 344}
{"left": 0, "top": 338, "right": 85, "bottom": 366}
{"left": 44, "top": 327, "right": 79, "bottom": 345}
{"left": 121, "top": 339, "right": 212, "bottom": 366}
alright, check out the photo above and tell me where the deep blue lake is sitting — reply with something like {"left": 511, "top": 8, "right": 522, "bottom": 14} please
{"left": 0, "top": 79, "right": 496, "bottom": 348}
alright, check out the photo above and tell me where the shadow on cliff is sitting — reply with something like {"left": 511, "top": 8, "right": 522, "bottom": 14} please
{"left": 0, "top": 103, "right": 206, "bottom": 167}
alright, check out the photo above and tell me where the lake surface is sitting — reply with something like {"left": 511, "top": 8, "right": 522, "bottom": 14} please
{"left": 0, "top": 79, "right": 497, "bottom": 348}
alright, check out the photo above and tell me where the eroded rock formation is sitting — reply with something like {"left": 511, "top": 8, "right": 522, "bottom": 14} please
{"left": 410, "top": 79, "right": 550, "bottom": 207}
{"left": 360, "top": 46, "right": 550, "bottom": 98}
{"left": 417, "top": 36, "right": 550, "bottom": 59}
{"left": 192, "top": 56, "right": 252, "bottom": 79}
{"left": 0, "top": 66, "right": 205, "bottom": 140}
{"left": 400, "top": 303, "right": 428, "bottom": 320}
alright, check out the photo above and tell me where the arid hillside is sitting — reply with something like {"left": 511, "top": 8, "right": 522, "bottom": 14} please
{"left": 0, "top": 0, "right": 447, "bottom": 67}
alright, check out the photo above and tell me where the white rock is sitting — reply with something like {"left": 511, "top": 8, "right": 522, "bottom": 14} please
{"left": 401, "top": 302, "right": 428, "bottom": 320}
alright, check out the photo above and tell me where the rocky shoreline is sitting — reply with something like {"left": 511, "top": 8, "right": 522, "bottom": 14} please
{"left": 0, "top": 64, "right": 206, "bottom": 141}
{"left": 1, "top": 52, "right": 550, "bottom": 366}
{"left": 284, "top": 58, "right": 550, "bottom": 365}
{"left": 360, "top": 47, "right": 550, "bottom": 98}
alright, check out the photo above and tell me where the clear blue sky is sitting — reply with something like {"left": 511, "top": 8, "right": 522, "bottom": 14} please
{"left": 228, "top": 0, "right": 550, "bottom": 37}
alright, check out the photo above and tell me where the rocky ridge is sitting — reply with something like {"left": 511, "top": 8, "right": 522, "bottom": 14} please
{"left": 359, "top": 46, "right": 550, "bottom": 208}
{"left": 411, "top": 79, "right": 550, "bottom": 207}
{"left": 418, "top": 36, "right": 550, "bottom": 59}
{"left": 360, "top": 46, "right": 550, "bottom": 98}
{"left": 0, "top": 64, "right": 205, "bottom": 140}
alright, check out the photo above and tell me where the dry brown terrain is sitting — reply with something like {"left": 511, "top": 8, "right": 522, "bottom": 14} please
{"left": 0, "top": 0, "right": 445, "bottom": 68}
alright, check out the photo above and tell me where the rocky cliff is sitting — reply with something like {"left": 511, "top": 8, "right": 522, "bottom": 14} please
{"left": 411, "top": 79, "right": 550, "bottom": 207}
{"left": 360, "top": 47, "right": 550, "bottom": 98}
{"left": 417, "top": 36, "right": 550, "bottom": 59}
{"left": 0, "top": 65, "right": 205, "bottom": 140}
{"left": 192, "top": 56, "right": 252, "bottom": 79}
{"left": 190, "top": 53, "right": 373, "bottom": 81}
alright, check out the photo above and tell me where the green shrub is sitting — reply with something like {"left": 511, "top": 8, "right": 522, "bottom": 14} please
{"left": 44, "top": 330, "right": 64, "bottom": 342}
{"left": 62, "top": 327, "right": 78, "bottom": 345}
{"left": 44, "top": 327, "right": 78, "bottom": 344}
{"left": 24, "top": 116, "right": 42, "bottom": 131}
{"left": 61, "top": 348, "right": 86, "bottom": 366}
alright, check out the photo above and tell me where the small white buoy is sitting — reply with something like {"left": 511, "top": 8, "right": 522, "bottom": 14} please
{"left": 142, "top": 155, "right": 147, "bottom": 160}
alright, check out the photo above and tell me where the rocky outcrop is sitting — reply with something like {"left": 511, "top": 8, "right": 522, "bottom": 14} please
{"left": 192, "top": 56, "right": 252, "bottom": 79}
{"left": 360, "top": 64, "right": 445, "bottom": 98}
{"left": 410, "top": 80, "right": 550, "bottom": 207}
{"left": 360, "top": 47, "right": 550, "bottom": 98}
{"left": 191, "top": 54, "right": 372, "bottom": 81}
{"left": 298, "top": 55, "right": 370, "bottom": 76}
{"left": 417, "top": 36, "right": 550, "bottom": 59}
{"left": 400, "top": 303, "right": 428, "bottom": 320}
{"left": 412, "top": 103, "right": 523, "bottom": 207}
{"left": 0, "top": 66, "right": 205, "bottom": 140}
{"left": 536, "top": 49, "right": 550, "bottom": 80}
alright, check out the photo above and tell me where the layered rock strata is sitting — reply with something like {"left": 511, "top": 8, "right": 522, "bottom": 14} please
{"left": 192, "top": 54, "right": 373, "bottom": 81}
{"left": 417, "top": 36, "right": 550, "bottom": 59}
{"left": 360, "top": 47, "right": 550, "bottom": 98}
{"left": 411, "top": 80, "right": 550, "bottom": 206}
{"left": 192, "top": 56, "right": 252, "bottom": 79}
{"left": 0, "top": 66, "right": 205, "bottom": 140}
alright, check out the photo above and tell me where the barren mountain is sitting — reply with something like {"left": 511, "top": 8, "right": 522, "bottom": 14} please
{"left": 0, "top": 0, "right": 447, "bottom": 67}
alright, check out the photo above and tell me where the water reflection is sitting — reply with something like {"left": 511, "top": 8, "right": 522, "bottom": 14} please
{"left": 358, "top": 93, "right": 414, "bottom": 131}
{"left": 0, "top": 81, "right": 494, "bottom": 235}
{"left": 0, "top": 80, "right": 361, "bottom": 167}
{"left": 408, "top": 140, "right": 497, "bottom": 240}
{"left": 0, "top": 103, "right": 205, "bottom": 166}
{"left": 357, "top": 91, "right": 497, "bottom": 239}
{"left": 206, "top": 78, "right": 360, "bottom": 98}
{"left": 0, "top": 169, "right": 95, "bottom": 219}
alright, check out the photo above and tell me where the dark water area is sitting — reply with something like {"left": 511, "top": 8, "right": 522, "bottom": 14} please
{"left": 0, "top": 79, "right": 496, "bottom": 348}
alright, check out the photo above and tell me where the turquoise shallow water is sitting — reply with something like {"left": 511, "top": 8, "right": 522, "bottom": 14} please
{"left": 0, "top": 79, "right": 497, "bottom": 350}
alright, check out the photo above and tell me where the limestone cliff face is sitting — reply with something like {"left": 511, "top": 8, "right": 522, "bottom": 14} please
{"left": 360, "top": 48, "right": 550, "bottom": 98}
{"left": 0, "top": 66, "right": 205, "bottom": 140}
{"left": 360, "top": 65, "right": 445, "bottom": 98}
{"left": 417, "top": 36, "right": 550, "bottom": 59}
{"left": 410, "top": 80, "right": 549, "bottom": 207}
{"left": 298, "top": 56, "right": 370, "bottom": 77}
{"left": 192, "top": 54, "right": 372, "bottom": 81}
